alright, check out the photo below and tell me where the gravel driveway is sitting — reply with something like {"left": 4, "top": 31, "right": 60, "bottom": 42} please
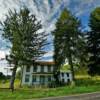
{"left": 39, "top": 92, "right": 100, "bottom": 100}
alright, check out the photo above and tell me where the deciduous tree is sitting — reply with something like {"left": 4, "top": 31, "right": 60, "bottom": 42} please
{"left": 53, "top": 9, "right": 84, "bottom": 83}
{"left": 87, "top": 7, "right": 100, "bottom": 76}
{"left": 0, "top": 7, "right": 47, "bottom": 91}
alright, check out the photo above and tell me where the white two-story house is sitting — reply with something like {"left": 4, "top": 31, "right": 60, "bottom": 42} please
{"left": 22, "top": 61, "right": 72, "bottom": 86}
{"left": 22, "top": 61, "right": 55, "bottom": 86}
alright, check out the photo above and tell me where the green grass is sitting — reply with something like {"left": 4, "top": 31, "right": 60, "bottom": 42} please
{"left": 0, "top": 79, "right": 20, "bottom": 88}
{"left": 0, "top": 76, "right": 100, "bottom": 100}
{"left": 0, "top": 85, "right": 100, "bottom": 100}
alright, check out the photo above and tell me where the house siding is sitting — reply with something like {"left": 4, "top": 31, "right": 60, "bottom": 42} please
{"left": 22, "top": 61, "right": 72, "bottom": 86}
{"left": 22, "top": 63, "right": 54, "bottom": 86}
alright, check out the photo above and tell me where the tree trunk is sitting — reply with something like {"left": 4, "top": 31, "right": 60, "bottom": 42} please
{"left": 19, "top": 66, "right": 23, "bottom": 87}
{"left": 9, "top": 64, "right": 17, "bottom": 92}
{"left": 68, "top": 54, "right": 75, "bottom": 82}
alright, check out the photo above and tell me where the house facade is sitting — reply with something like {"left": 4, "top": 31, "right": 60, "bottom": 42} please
{"left": 22, "top": 61, "right": 72, "bottom": 86}
{"left": 22, "top": 61, "right": 55, "bottom": 86}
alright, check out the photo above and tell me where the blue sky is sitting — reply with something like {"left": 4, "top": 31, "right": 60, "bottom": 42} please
{"left": 0, "top": 0, "right": 100, "bottom": 75}
{"left": 0, "top": 0, "right": 100, "bottom": 60}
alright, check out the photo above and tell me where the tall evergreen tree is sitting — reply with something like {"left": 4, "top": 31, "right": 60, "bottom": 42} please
{"left": 87, "top": 7, "right": 100, "bottom": 76}
{"left": 53, "top": 9, "right": 83, "bottom": 83}
{"left": 0, "top": 7, "right": 47, "bottom": 91}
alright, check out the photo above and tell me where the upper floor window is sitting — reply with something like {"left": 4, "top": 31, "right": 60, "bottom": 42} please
{"left": 66, "top": 73, "right": 69, "bottom": 77}
{"left": 41, "top": 66, "right": 44, "bottom": 72}
{"left": 33, "top": 66, "right": 37, "bottom": 72}
{"left": 62, "top": 73, "right": 64, "bottom": 77}
{"left": 48, "top": 66, "right": 51, "bottom": 72}
{"left": 26, "top": 66, "right": 30, "bottom": 72}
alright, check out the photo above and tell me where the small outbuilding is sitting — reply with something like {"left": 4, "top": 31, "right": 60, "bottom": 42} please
{"left": 58, "top": 64, "right": 72, "bottom": 84}
{"left": 58, "top": 71, "right": 72, "bottom": 84}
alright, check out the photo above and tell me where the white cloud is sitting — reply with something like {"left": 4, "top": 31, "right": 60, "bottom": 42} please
{"left": 73, "top": 0, "right": 100, "bottom": 16}
{"left": 43, "top": 51, "right": 54, "bottom": 58}
{"left": 0, "top": 50, "right": 10, "bottom": 59}
{"left": 0, "top": 0, "right": 21, "bottom": 21}
{"left": 0, "top": 0, "right": 68, "bottom": 52}
{"left": 0, "top": 51, "right": 5, "bottom": 59}
{"left": 0, "top": 0, "right": 100, "bottom": 52}
{"left": 1, "top": 0, "right": 100, "bottom": 74}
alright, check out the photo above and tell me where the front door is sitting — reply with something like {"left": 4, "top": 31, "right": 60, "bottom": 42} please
{"left": 40, "top": 75, "right": 45, "bottom": 85}
{"left": 32, "top": 75, "right": 36, "bottom": 85}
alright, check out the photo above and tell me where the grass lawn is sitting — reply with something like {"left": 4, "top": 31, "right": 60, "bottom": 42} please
{"left": 0, "top": 85, "right": 100, "bottom": 100}
{"left": 0, "top": 76, "right": 100, "bottom": 100}
{"left": 0, "top": 79, "right": 20, "bottom": 89}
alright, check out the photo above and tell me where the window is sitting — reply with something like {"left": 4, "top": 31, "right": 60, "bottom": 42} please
{"left": 25, "top": 75, "right": 30, "bottom": 82}
{"left": 33, "top": 66, "right": 37, "bottom": 72}
{"left": 62, "top": 79, "right": 65, "bottom": 83}
{"left": 26, "top": 66, "right": 30, "bottom": 72}
{"left": 67, "top": 79, "right": 70, "bottom": 83}
{"left": 48, "top": 76, "right": 52, "bottom": 82}
{"left": 41, "top": 66, "right": 44, "bottom": 72}
{"left": 66, "top": 73, "right": 69, "bottom": 77}
{"left": 62, "top": 73, "right": 64, "bottom": 77}
{"left": 48, "top": 66, "right": 51, "bottom": 72}
{"left": 32, "top": 75, "right": 36, "bottom": 82}
{"left": 40, "top": 76, "right": 45, "bottom": 84}
{"left": 51, "top": 66, "right": 53, "bottom": 72}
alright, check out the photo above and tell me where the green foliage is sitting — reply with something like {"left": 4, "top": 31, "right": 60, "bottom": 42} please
{"left": 87, "top": 7, "right": 100, "bottom": 76}
{"left": 16, "top": 69, "right": 21, "bottom": 79}
{"left": 0, "top": 76, "right": 100, "bottom": 99}
{"left": 60, "top": 64, "right": 71, "bottom": 72}
{"left": 0, "top": 7, "right": 48, "bottom": 89}
{"left": 0, "top": 72, "right": 6, "bottom": 79}
{"left": 75, "top": 67, "right": 88, "bottom": 75}
{"left": 76, "top": 78, "right": 100, "bottom": 86}
{"left": 0, "top": 82, "right": 100, "bottom": 100}
{"left": 89, "top": 7, "right": 100, "bottom": 31}
{"left": 52, "top": 8, "right": 85, "bottom": 81}
{"left": 53, "top": 9, "right": 80, "bottom": 67}
{"left": 1, "top": 7, "right": 47, "bottom": 66}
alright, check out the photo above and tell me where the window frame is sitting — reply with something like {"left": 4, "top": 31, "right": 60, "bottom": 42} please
{"left": 48, "top": 65, "right": 51, "bottom": 72}
{"left": 41, "top": 65, "right": 44, "bottom": 72}
{"left": 32, "top": 75, "right": 36, "bottom": 83}
{"left": 33, "top": 66, "right": 38, "bottom": 72}
{"left": 26, "top": 66, "right": 30, "bottom": 72}
{"left": 25, "top": 74, "right": 30, "bottom": 82}
{"left": 66, "top": 73, "right": 69, "bottom": 77}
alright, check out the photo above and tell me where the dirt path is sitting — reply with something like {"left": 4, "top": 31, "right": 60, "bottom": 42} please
{"left": 39, "top": 92, "right": 100, "bottom": 100}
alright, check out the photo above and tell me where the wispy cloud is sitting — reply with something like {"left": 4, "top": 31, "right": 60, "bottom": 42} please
{"left": 0, "top": 0, "right": 100, "bottom": 55}
{"left": 71, "top": 0, "right": 100, "bottom": 16}
{"left": 0, "top": 51, "right": 5, "bottom": 59}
